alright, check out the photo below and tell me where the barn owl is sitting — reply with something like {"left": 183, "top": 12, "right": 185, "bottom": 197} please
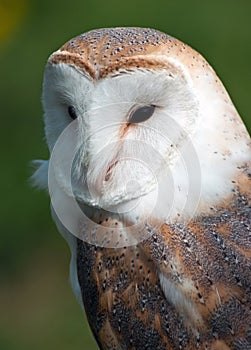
{"left": 33, "top": 27, "right": 251, "bottom": 349}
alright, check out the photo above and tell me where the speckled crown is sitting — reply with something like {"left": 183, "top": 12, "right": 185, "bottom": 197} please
{"left": 48, "top": 27, "right": 207, "bottom": 79}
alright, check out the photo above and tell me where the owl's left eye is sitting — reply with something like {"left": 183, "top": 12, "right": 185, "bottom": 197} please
{"left": 129, "top": 105, "right": 156, "bottom": 124}
{"left": 68, "top": 106, "right": 78, "bottom": 120}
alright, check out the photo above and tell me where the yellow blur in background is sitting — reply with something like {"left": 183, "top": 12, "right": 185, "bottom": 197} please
{"left": 0, "top": 1, "right": 250, "bottom": 349}
{"left": 0, "top": 0, "right": 28, "bottom": 46}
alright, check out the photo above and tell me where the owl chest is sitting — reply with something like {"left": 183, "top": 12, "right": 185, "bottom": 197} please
{"left": 76, "top": 190, "right": 251, "bottom": 349}
{"left": 76, "top": 239, "right": 200, "bottom": 350}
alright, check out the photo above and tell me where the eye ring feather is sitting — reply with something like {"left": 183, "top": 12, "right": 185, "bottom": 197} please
{"left": 129, "top": 105, "right": 156, "bottom": 124}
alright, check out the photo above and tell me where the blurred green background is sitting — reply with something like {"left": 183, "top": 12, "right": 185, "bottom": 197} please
{"left": 0, "top": 0, "right": 250, "bottom": 349}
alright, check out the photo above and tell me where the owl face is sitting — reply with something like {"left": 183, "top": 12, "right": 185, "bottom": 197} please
{"left": 36, "top": 28, "right": 250, "bottom": 240}
{"left": 43, "top": 58, "right": 199, "bottom": 215}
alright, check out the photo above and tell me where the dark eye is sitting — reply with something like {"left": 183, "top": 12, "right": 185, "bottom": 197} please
{"left": 129, "top": 105, "right": 155, "bottom": 124}
{"left": 68, "top": 106, "right": 78, "bottom": 120}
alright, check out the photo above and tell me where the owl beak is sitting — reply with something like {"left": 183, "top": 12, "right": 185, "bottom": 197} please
{"left": 104, "top": 160, "right": 119, "bottom": 182}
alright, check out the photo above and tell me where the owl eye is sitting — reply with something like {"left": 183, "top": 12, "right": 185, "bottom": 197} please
{"left": 129, "top": 105, "right": 155, "bottom": 124}
{"left": 68, "top": 106, "right": 78, "bottom": 120}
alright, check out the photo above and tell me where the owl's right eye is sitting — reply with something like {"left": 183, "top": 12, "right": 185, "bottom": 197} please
{"left": 68, "top": 106, "right": 78, "bottom": 120}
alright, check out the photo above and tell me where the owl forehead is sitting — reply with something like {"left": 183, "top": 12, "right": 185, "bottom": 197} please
{"left": 48, "top": 27, "right": 204, "bottom": 80}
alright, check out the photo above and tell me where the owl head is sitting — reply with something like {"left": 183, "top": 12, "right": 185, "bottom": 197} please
{"left": 33, "top": 28, "right": 250, "bottom": 246}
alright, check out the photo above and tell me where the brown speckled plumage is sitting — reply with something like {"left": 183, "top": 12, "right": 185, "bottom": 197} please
{"left": 77, "top": 168, "right": 251, "bottom": 349}
{"left": 49, "top": 27, "right": 209, "bottom": 80}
